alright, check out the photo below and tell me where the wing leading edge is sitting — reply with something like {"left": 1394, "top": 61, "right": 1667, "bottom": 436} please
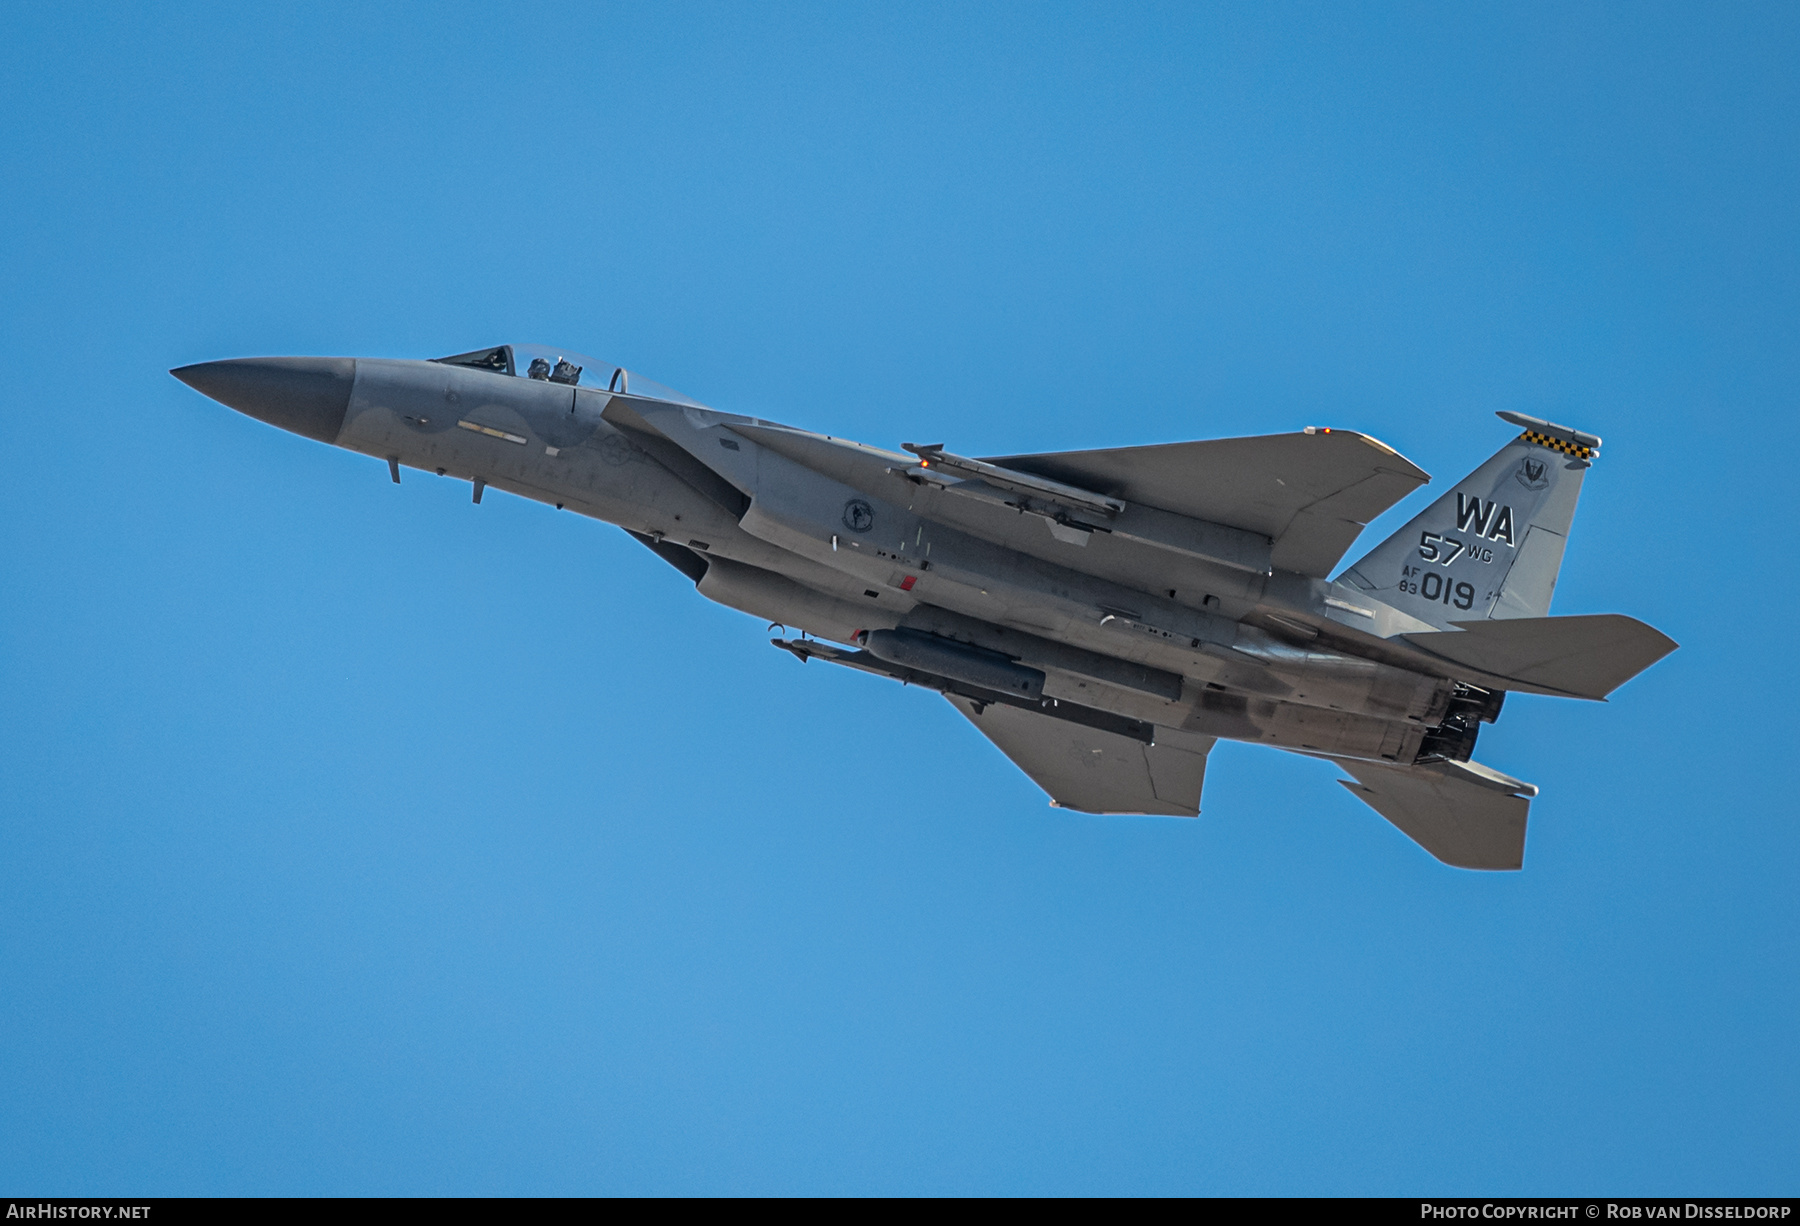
{"left": 982, "top": 428, "right": 1429, "bottom": 578}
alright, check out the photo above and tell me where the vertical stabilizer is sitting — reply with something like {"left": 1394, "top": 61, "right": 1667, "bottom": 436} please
{"left": 1339, "top": 413, "right": 1597, "bottom": 630}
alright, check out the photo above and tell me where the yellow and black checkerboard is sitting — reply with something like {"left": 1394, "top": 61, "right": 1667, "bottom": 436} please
{"left": 1518, "top": 429, "right": 1597, "bottom": 460}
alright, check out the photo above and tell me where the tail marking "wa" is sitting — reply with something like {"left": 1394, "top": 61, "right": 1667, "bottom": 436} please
{"left": 1455, "top": 493, "right": 1515, "bottom": 546}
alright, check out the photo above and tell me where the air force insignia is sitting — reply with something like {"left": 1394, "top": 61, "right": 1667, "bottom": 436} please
{"left": 842, "top": 498, "right": 875, "bottom": 533}
{"left": 1515, "top": 458, "right": 1550, "bottom": 490}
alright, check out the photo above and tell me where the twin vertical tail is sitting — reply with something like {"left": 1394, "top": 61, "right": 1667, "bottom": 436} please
{"left": 1331, "top": 411, "right": 1675, "bottom": 869}
{"left": 1339, "top": 411, "right": 1599, "bottom": 630}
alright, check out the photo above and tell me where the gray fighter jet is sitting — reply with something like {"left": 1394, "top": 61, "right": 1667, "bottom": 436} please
{"left": 172, "top": 343, "right": 1676, "bottom": 869}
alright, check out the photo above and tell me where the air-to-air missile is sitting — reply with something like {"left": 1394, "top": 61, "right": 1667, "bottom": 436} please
{"left": 172, "top": 343, "right": 1675, "bottom": 869}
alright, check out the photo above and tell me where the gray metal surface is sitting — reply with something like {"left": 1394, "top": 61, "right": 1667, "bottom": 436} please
{"left": 171, "top": 346, "right": 1678, "bottom": 869}
{"left": 1333, "top": 757, "right": 1535, "bottom": 870}
{"left": 1401, "top": 614, "right": 1679, "bottom": 700}
{"left": 985, "top": 429, "right": 1430, "bottom": 577}
{"left": 173, "top": 358, "right": 354, "bottom": 444}
{"left": 948, "top": 694, "right": 1214, "bottom": 817}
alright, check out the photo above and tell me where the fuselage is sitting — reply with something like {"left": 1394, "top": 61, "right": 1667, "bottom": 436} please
{"left": 175, "top": 348, "right": 1498, "bottom": 771}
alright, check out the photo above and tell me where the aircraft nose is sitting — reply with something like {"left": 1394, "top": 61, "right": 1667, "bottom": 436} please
{"left": 171, "top": 357, "right": 356, "bottom": 444}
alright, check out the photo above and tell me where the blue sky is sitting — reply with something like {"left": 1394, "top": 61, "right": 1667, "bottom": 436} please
{"left": 1, "top": 1, "right": 1794, "bottom": 1195}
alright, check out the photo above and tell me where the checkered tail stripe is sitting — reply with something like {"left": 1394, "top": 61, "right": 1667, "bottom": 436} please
{"left": 1518, "top": 430, "right": 1596, "bottom": 460}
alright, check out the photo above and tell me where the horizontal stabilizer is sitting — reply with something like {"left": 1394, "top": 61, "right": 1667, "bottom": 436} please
{"left": 1334, "top": 757, "right": 1536, "bottom": 870}
{"left": 1402, "top": 614, "right": 1677, "bottom": 700}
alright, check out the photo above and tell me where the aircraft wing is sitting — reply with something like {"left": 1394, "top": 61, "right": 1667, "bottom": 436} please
{"left": 946, "top": 695, "right": 1214, "bottom": 816}
{"left": 982, "top": 429, "right": 1429, "bottom": 577}
{"left": 1332, "top": 757, "right": 1536, "bottom": 870}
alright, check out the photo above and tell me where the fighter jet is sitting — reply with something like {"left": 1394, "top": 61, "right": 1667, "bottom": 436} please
{"left": 171, "top": 343, "right": 1676, "bottom": 869}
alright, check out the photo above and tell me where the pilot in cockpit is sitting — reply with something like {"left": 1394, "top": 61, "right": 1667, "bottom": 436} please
{"left": 527, "top": 356, "right": 553, "bottom": 380}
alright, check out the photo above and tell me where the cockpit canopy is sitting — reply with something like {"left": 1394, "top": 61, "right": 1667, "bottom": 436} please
{"left": 432, "top": 343, "right": 705, "bottom": 406}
